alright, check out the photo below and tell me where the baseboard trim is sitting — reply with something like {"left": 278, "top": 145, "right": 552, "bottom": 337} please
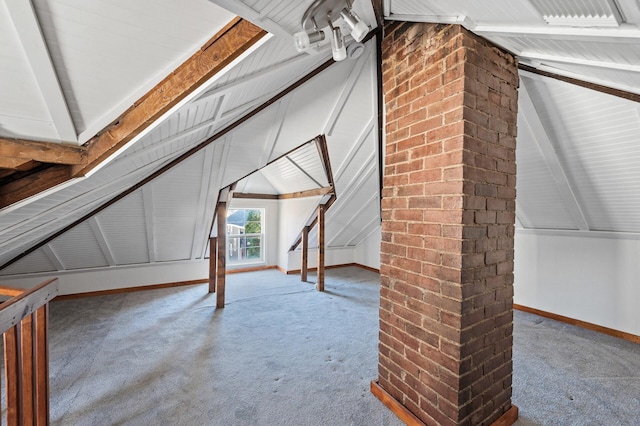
{"left": 54, "top": 279, "right": 208, "bottom": 301}
{"left": 227, "top": 265, "right": 277, "bottom": 274}
{"left": 514, "top": 304, "right": 640, "bottom": 344}
{"left": 286, "top": 263, "right": 380, "bottom": 275}
{"left": 370, "top": 380, "right": 424, "bottom": 426}
{"left": 491, "top": 405, "right": 519, "bottom": 426}
{"left": 371, "top": 380, "right": 518, "bottom": 426}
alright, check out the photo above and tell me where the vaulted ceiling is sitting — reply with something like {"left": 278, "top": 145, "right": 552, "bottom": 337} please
{"left": 1, "top": 0, "right": 640, "bottom": 277}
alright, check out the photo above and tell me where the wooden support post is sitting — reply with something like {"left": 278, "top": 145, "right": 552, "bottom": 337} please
{"left": 216, "top": 203, "right": 227, "bottom": 308}
{"left": 209, "top": 237, "right": 217, "bottom": 293}
{"left": 317, "top": 204, "right": 325, "bottom": 292}
{"left": 301, "top": 226, "right": 309, "bottom": 282}
{"left": 20, "top": 315, "right": 35, "bottom": 425}
{"left": 34, "top": 305, "right": 49, "bottom": 425}
{"left": 4, "top": 326, "right": 20, "bottom": 425}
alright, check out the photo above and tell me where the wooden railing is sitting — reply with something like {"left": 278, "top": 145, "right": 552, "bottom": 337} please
{"left": 0, "top": 279, "right": 59, "bottom": 425}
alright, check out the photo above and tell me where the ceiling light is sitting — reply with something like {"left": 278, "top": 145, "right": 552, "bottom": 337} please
{"left": 340, "top": 7, "right": 368, "bottom": 42}
{"left": 294, "top": 29, "right": 325, "bottom": 51}
{"left": 295, "top": 0, "right": 370, "bottom": 61}
{"left": 330, "top": 24, "right": 347, "bottom": 61}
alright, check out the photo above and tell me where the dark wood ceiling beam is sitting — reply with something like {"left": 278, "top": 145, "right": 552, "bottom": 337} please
{"left": 0, "top": 165, "right": 72, "bottom": 207}
{"left": 0, "top": 138, "right": 86, "bottom": 165}
{"left": 0, "top": 158, "right": 38, "bottom": 171}
{"left": 72, "top": 18, "right": 267, "bottom": 178}
{"left": 519, "top": 64, "right": 640, "bottom": 103}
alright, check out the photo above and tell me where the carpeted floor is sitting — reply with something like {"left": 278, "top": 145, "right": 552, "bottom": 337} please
{"left": 6, "top": 266, "right": 639, "bottom": 425}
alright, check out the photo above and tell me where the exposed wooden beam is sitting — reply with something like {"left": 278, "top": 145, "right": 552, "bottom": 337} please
{"left": 0, "top": 157, "right": 36, "bottom": 171}
{"left": 1, "top": 55, "right": 337, "bottom": 271}
{"left": 0, "top": 138, "right": 86, "bottom": 165}
{"left": 316, "top": 204, "right": 325, "bottom": 292}
{"left": 5, "top": 0, "right": 77, "bottom": 142}
{"left": 279, "top": 187, "right": 334, "bottom": 199}
{"left": 519, "top": 65, "right": 640, "bottom": 103}
{"left": 301, "top": 226, "right": 309, "bottom": 282}
{"left": 289, "top": 194, "right": 337, "bottom": 251}
{"left": 209, "top": 237, "right": 217, "bottom": 293}
{"left": 216, "top": 202, "right": 227, "bottom": 308}
{"left": 232, "top": 193, "right": 280, "bottom": 200}
{"left": 0, "top": 165, "right": 72, "bottom": 208}
{"left": 72, "top": 18, "right": 267, "bottom": 178}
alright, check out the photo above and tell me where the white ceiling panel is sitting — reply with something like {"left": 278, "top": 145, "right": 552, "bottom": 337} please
{"left": 524, "top": 74, "right": 640, "bottom": 232}
{"left": 31, "top": 0, "right": 235, "bottom": 142}
{"left": 152, "top": 153, "right": 205, "bottom": 262}
{"left": 387, "top": 0, "right": 543, "bottom": 24}
{"left": 0, "top": 1, "right": 56, "bottom": 141}
{"left": 49, "top": 222, "right": 108, "bottom": 270}
{"left": 96, "top": 190, "right": 150, "bottom": 266}
{"left": 0, "top": 248, "right": 56, "bottom": 276}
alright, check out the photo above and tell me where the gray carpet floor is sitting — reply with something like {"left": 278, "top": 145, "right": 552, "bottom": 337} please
{"left": 5, "top": 266, "right": 639, "bottom": 425}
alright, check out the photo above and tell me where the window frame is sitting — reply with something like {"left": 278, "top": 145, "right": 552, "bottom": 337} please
{"left": 226, "top": 208, "right": 265, "bottom": 265}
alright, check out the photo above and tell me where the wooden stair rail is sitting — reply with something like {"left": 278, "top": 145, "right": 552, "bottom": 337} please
{"left": 0, "top": 278, "right": 59, "bottom": 425}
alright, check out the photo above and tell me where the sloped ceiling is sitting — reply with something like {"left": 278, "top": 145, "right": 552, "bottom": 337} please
{"left": 2, "top": 0, "right": 640, "bottom": 279}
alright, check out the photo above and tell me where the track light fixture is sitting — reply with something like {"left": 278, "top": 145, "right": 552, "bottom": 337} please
{"left": 293, "top": 0, "right": 369, "bottom": 61}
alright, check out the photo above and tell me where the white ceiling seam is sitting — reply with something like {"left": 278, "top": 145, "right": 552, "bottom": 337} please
{"left": 323, "top": 48, "right": 372, "bottom": 136}
{"left": 327, "top": 192, "right": 378, "bottom": 246}
{"left": 88, "top": 217, "right": 116, "bottom": 266}
{"left": 41, "top": 244, "right": 64, "bottom": 271}
{"left": 190, "top": 147, "right": 217, "bottom": 260}
{"left": 520, "top": 78, "right": 590, "bottom": 230}
{"left": 263, "top": 97, "right": 293, "bottom": 165}
{"left": 142, "top": 185, "right": 156, "bottom": 264}
{"left": 4, "top": 0, "right": 77, "bottom": 143}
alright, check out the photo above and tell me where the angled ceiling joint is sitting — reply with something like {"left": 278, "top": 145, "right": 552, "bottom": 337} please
{"left": 262, "top": 97, "right": 292, "bottom": 166}
{"left": 334, "top": 117, "right": 374, "bottom": 182}
{"left": 191, "top": 148, "right": 217, "bottom": 260}
{"left": 346, "top": 215, "right": 380, "bottom": 246}
{"left": 5, "top": 0, "right": 77, "bottom": 143}
{"left": 42, "top": 244, "right": 65, "bottom": 271}
{"left": 142, "top": 186, "right": 156, "bottom": 263}
{"left": 327, "top": 192, "right": 377, "bottom": 246}
{"left": 323, "top": 48, "right": 372, "bottom": 136}
{"left": 520, "top": 79, "right": 590, "bottom": 230}
{"left": 88, "top": 217, "right": 116, "bottom": 266}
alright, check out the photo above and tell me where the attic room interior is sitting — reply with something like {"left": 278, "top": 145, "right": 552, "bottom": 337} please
{"left": 0, "top": 0, "right": 639, "bottom": 425}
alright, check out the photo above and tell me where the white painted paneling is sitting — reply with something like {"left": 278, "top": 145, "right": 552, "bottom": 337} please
{"left": 49, "top": 222, "right": 108, "bottom": 270}
{"left": 0, "top": 248, "right": 56, "bottom": 276}
{"left": 354, "top": 226, "right": 381, "bottom": 270}
{"left": 515, "top": 230, "right": 640, "bottom": 336}
{"left": 0, "top": 260, "right": 209, "bottom": 295}
{"left": 388, "top": 0, "right": 542, "bottom": 24}
{"left": 152, "top": 153, "right": 204, "bottom": 262}
{"left": 96, "top": 189, "right": 150, "bottom": 265}
{"left": 32, "top": 0, "right": 235, "bottom": 141}
{"left": 0, "top": 1, "right": 55, "bottom": 141}
{"left": 525, "top": 74, "right": 640, "bottom": 232}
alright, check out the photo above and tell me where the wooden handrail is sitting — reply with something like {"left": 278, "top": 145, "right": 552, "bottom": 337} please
{"left": 0, "top": 279, "right": 58, "bottom": 334}
{"left": 1, "top": 278, "right": 58, "bottom": 425}
{"left": 0, "top": 284, "right": 25, "bottom": 298}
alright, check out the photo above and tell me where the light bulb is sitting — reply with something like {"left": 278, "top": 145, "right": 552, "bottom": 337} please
{"left": 340, "top": 8, "right": 369, "bottom": 42}
{"left": 331, "top": 26, "right": 347, "bottom": 61}
{"left": 294, "top": 29, "right": 325, "bottom": 52}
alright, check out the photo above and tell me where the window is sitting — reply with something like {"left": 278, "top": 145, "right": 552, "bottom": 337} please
{"left": 226, "top": 209, "right": 264, "bottom": 264}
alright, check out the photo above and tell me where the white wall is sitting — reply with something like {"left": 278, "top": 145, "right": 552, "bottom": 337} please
{"left": 514, "top": 230, "right": 640, "bottom": 336}
{"left": 286, "top": 246, "right": 355, "bottom": 270}
{"left": 277, "top": 197, "right": 322, "bottom": 270}
{"left": 354, "top": 226, "right": 381, "bottom": 270}
{"left": 226, "top": 198, "right": 279, "bottom": 270}
{"left": 0, "top": 260, "right": 209, "bottom": 295}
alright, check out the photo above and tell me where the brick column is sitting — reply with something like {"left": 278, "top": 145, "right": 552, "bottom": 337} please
{"left": 375, "top": 23, "right": 519, "bottom": 426}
